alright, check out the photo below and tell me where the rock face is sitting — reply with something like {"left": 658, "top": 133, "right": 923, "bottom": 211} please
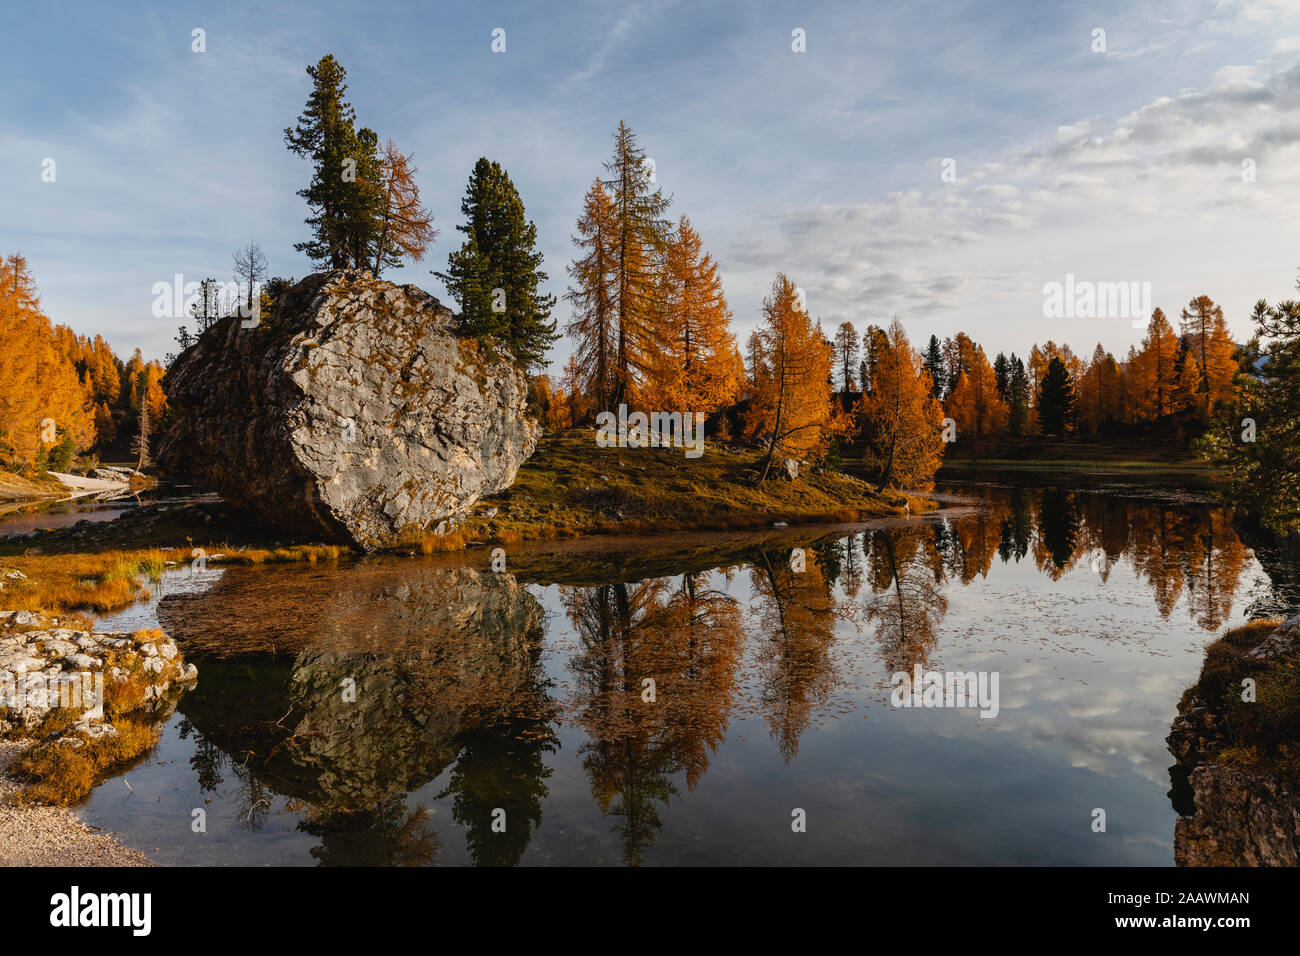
{"left": 158, "top": 271, "right": 539, "bottom": 550}
{"left": 1171, "top": 764, "right": 1300, "bottom": 866}
{"left": 1168, "top": 613, "right": 1300, "bottom": 866}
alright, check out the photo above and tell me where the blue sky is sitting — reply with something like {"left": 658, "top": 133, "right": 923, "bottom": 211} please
{"left": 4, "top": 0, "right": 1300, "bottom": 366}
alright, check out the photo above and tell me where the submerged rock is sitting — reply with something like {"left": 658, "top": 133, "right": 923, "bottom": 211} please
{"left": 158, "top": 271, "right": 540, "bottom": 551}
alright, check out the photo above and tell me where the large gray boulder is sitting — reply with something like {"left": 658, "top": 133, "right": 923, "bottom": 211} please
{"left": 158, "top": 271, "right": 539, "bottom": 550}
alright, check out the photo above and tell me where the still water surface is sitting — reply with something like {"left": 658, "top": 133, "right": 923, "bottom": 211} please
{"left": 76, "top": 476, "right": 1294, "bottom": 865}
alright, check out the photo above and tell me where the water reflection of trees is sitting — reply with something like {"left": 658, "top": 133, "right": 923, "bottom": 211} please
{"left": 556, "top": 488, "right": 1254, "bottom": 865}
{"left": 164, "top": 487, "right": 1257, "bottom": 866}
{"left": 562, "top": 573, "right": 744, "bottom": 865}
{"left": 862, "top": 528, "right": 948, "bottom": 671}
{"left": 170, "top": 566, "right": 557, "bottom": 866}
{"left": 940, "top": 485, "right": 1249, "bottom": 631}
{"left": 749, "top": 549, "right": 839, "bottom": 762}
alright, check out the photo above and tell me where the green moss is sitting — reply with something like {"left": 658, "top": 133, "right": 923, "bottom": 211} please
{"left": 1178, "top": 618, "right": 1300, "bottom": 774}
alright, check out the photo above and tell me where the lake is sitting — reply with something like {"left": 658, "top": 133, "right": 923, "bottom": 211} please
{"left": 0, "top": 487, "right": 215, "bottom": 538}
{"left": 68, "top": 474, "right": 1295, "bottom": 865}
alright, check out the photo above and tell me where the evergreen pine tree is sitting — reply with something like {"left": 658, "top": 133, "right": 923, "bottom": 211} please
{"left": 1037, "top": 356, "right": 1078, "bottom": 436}
{"left": 923, "top": 334, "right": 945, "bottom": 399}
{"left": 993, "top": 351, "right": 1010, "bottom": 400}
{"left": 284, "top": 55, "right": 382, "bottom": 269}
{"left": 436, "top": 158, "right": 558, "bottom": 371}
{"left": 1008, "top": 354, "right": 1030, "bottom": 436}
{"left": 1198, "top": 296, "right": 1300, "bottom": 536}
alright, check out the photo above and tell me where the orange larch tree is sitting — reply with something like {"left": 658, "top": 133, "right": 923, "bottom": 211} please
{"left": 1179, "top": 294, "right": 1237, "bottom": 418}
{"left": 943, "top": 340, "right": 1007, "bottom": 449}
{"left": 565, "top": 180, "right": 619, "bottom": 413}
{"left": 0, "top": 253, "right": 95, "bottom": 466}
{"left": 642, "top": 216, "right": 739, "bottom": 414}
{"left": 1132, "top": 308, "right": 1180, "bottom": 421}
{"left": 601, "top": 122, "right": 672, "bottom": 405}
{"left": 861, "top": 320, "right": 945, "bottom": 488}
{"left": 371, "top": 139, "right": 436, "bottom": 276}
{"left": 744, "top": 273, "right": 838, "bottom": 482}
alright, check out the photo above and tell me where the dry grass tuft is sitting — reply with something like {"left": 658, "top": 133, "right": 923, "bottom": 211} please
{"left": 10, "top": 719, "right": 161, "bottom": 806}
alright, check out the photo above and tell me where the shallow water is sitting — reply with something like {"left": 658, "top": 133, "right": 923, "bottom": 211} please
{"left": 0, "top": 487, "right": 209, "bottom": 538}
{"left": 79, "top": 478, "right": 1294, "bottom": 866}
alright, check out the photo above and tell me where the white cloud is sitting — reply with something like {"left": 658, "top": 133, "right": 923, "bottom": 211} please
{"left": 722, "top": 60, "right": 1300, "bottom": 356}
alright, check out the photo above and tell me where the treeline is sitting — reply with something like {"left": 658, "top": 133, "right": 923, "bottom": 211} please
{"left": 852, "top": 295, "right": 1242, "bottom": 447}
{"left": 539, "top": 123, "right": 871, "bottom": 483}
{"left": 535, "top": 114, "right": 1297, "bottom": 516}
{"left": 0, "top": 253, "right": 165, "bottom": 472}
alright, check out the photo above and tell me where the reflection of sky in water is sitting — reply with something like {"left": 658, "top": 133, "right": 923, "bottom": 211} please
{"left": 77, "top": 485, "right": 1285, "bottom": 866}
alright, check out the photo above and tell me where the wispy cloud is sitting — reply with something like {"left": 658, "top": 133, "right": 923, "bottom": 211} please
{"left": 1, "top": 0, "right": 1297, "bottom": 364}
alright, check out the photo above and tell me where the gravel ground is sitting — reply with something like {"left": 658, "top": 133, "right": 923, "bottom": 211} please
{"left": 0, "top": 740, "right": 152, "bottom": 867}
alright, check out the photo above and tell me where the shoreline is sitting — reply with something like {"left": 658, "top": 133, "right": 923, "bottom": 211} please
{"left": 0, "top": 740, "right": 151, "bottom": 867}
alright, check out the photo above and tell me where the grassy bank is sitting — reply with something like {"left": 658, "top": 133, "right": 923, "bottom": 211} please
{"left": 0, "top": 544, "right": 346, "bottom": 620}
{"left": 0, "top": 428, "right": 931, "bottom": 603}
{"left": 458, "top": 428, "right": 924, "bottom": 544}
{"left": 1175, "top": 617, "right": 1300, "bottom": 776}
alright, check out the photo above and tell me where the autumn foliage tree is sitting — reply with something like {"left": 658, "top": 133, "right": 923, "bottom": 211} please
{"left": 1131, "top": 308, "right": 1180, "bottom": 421}
{"left": 371, "top": 140, "right": 436, "bottom": 276}
{"left": 1180, "top": 294, "right": 1237, "bottom": 418}
{"left": 641, "top": 216, "right": 740, "bottom": 414}
{"left": 0, "top": 254, "right": 95, "bottom": 467}
{"left": 744, "top": 274, "right": 840, "bottom": 481}
{"left": 1077, "top": 344, "right": 1121, "bottom": 433}
{"left": 943, "top": 340, "right": 1007, "bottom": 449}
{"left": 860, "top": 320, "right": 945, "bottom": 488}
{"left": 565, "top": 180, "right": 619, "bottom": 412}
{"left": 602, "top": 122, "right": 672, "bottom": 403}
{"left": 566, "top": 126, "right": 745, "bottom": 420}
